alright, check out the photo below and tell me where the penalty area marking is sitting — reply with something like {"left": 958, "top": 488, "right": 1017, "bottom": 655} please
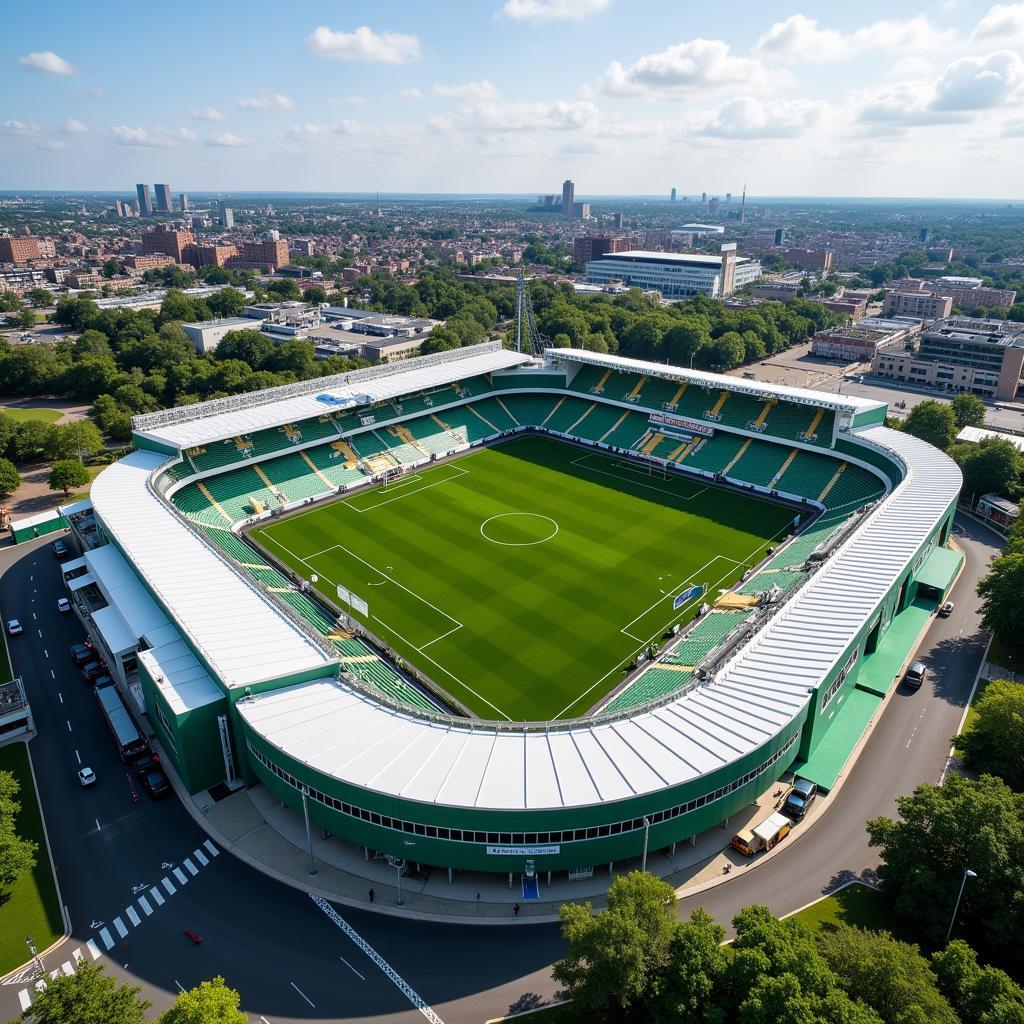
{"left": 479, "top": 512, "right": 559, "bottom": 547}
{"left": 570, "top": 452, "right": 708, "bottom": 502}
{"left": 347, "top": 464, "right": 469, "bottom": 513}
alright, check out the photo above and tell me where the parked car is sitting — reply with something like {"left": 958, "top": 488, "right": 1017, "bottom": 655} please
{"left": 81, "top": 660, "right": 106, "bottom": 683}
{"left": 50, "top": 540, "right": 69, "bottom": 559}
{"left": 69, "top": 642, "right": 92, "bottom": 666}
{"left": 939, "top": 601, "right": 955, "bottom": 618}
{"left": 782, "top": 778, "right": 818, "bottom": 820}
{"left": 6, "top": 619, "right": 22, "bottom": 636}
{"left": 905, "top": 661, "right": 927, "bottom": 690}
{"left": 92, "top": 674, "right": 115, "bottom": 690}
{"left": 56, "top": 597, "right": 72, "bottom": 614}
{"left": 132, "top": 753, "right": 161, "bottom": 777}
{"left": 139, "top": 767, "right": 170, "bottom": 799}
{"left": 77, "top": 767, "right": 96, "bottom": 787}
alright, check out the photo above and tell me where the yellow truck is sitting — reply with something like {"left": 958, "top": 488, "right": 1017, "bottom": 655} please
{"left": 731, "top": 812, "right": 793, "bottom": 857}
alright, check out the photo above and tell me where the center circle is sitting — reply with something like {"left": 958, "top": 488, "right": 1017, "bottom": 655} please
{"left": 480, "top": 513, "right": 559, "bottom": 547}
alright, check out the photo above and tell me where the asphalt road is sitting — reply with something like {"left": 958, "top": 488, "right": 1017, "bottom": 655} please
{"left": 0, "top": 512, "right": 1000, "bottom": 1023}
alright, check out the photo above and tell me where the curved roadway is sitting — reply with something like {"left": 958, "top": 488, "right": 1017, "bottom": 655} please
{"left": 0, "top": 513, "right": 997, "bottom": 1024}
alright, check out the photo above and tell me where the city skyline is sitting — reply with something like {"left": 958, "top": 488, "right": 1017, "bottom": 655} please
{"left": 3, "top": 0, "right": 1024, "bottom": 198}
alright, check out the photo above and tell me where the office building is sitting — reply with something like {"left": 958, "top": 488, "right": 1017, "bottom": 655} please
{"left": 891, "top": 276, "right": 1017, "bottom": 312}
{"left": 919, "top": 228, "right": 929, "bottom": 244}
{"left": 585, "top": 245, "right": 761, "bottom": 299}
{"left": 670, "top": 187, "right": 677, "bottom": 202}
{"left": 154, "top": 184, "right": 172, "bottom": 213}
{"left": 562, "top": 179, "right": 575, "bottom": 215}
{"left": 701, "top": 192, "right": 707, "bottom": 203}
{"left": 872, "top": 317, "right": 1024, "bottom": 400}
{"left": 142, "top": 225, "right": 194, "bottom": 263}
{"left": 179, "top": 194, "right": 189, "bottom": 212}
{"left": 182, "top": 316, "right": 264, "bottom": 354}
{"left": 883, "top": 291, "right": 953, "bottom": 321}
{"left": 613, "top": 213, "right": 625, "bottom": 229}
{"left": 708, "top": 197, "right": 720, "bottom": 215}
{"left": 811, "top": 318, "right": 920, "bottom": 362}
{"left": 219, "top": 202, "right": 234, "bottom": 228}
{"left": 774, "top": 227, "right": 786, "bottom": 247}
{"left": 725, "top": 192, "right": 732, "bottom": 203}
{"left": 136, "top": 183, "right": 153, "bottom": 216}
{"left": 573, "top": 235, "right": 637, "bottom": 265}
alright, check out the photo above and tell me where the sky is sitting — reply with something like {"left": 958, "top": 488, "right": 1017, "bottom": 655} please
{"left": 2, "top": 0, "right": 1024, "bottom": 198}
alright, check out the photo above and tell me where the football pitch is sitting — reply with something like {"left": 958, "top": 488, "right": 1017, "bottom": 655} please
{"left": 250, "top": 436, "right": 796, "bottom": 721}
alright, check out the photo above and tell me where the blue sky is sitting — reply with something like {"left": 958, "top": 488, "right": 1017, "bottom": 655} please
{"left": 3, "top": 0, "right": 1024, "bottom": 197}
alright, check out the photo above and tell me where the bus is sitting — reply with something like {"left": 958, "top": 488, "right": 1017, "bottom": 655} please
{"left": 95, "top": 686, "right": 147, "bottom": 761}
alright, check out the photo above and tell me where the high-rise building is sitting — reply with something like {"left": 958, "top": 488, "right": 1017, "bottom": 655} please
{"left": 154, "top": 184, "right": 172, "bottom": 213}
{"left": 774, "top": 227, "right": 786, "bottom": 247}
{"left": 670, "top": 187, "right": 677, "bottom": 203}
{"left": 701, "top": 192, "right": 707, "bottom": 204}
{"left": 238, "top": 238, "right": 288, "bottom": 269}
{"left": 562, "top": 179, "right": 575, "bottom": 215}
{"left": 179, "top": 193, "right": 189, "bottom": 212}
{"left": 725, "top": 192, "right": 732, "bottom": 203}
{"left": 708, "top": 197, "right": 720, "bottom": 215}
{"left": 919, "top": 228, "right": 929, "bottom": 244}
{"left": 114, "top": 199, "right": 126, "bottom": 218}
{"left": 136, "top": 183, "right": 153, "bottom": 216}
{"left": 613, "top": 213, "right": 625, "bottom": 229}
{"left": 218, "top": 202, "right": 234, "bottom": 228}
{"left": 573, "top": 235, "right": 638, "bottom": 265}
{"left": 0, "top": 236, "right": 42, "bottom": 264}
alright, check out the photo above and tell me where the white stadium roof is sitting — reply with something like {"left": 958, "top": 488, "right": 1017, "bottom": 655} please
{"left": 236, "top": 426, "right": 960, "bottom": 812}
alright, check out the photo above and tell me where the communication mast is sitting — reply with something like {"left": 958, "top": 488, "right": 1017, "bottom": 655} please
{"left": 514, "top": 268, "right": 545, "bottom": 355}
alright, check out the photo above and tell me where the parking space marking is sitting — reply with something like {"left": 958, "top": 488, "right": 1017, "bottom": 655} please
{"left": 86, "top": 939, "right": 101, "bottom": 960}
{"left": 149, "top": 886, "right": 165, "bottom": 906}
{"left": 183, "top": 858, "right": 198, "bottom": 876}
{"left": 137, "top": 895, "right": 153, "bottom": 916}
{"left": 60, "top": 961, "right": 74, "bottom": 976}
{"left": 162, "top": 877, "right": 176, "bottom": 896}
{"left": 71, "top": 949, "right": 83, "bottom": 964}
{"left": 18, "top": 990, "right": 31, "bottom": 1012}
{"left": 125, "top": 905, "right": 141, "bottom": 927}
{"left": 172, "top": 866, "right": 188, "bottom": 885}
{"left": 203, "top": 839, "right": 219, "bottom": 857}
{"left": 112, "top": 916, "right": 128, "bottom": 939}
{"left": 99, "top": 928, "right": 114, "bottom": 950}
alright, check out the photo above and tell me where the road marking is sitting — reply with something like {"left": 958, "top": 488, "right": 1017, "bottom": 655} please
{"left": 175, "top": 979, "right": 185, "bottom": 993}
{"left": 37, "top": 628, "right": 43, "bottom": 638}
{"left": 125, "top": 905, "right": 141, "bottom": 927}
{"left": 192, "top": 848, "right": 209, "bottom": 867}
{"left": 183, "top": 857, "right": 198, "bottom": 876}
{"left": 310, "top": 894, "right": 445, "bottom": 1024}
{"left": 339, "top": 955, "right": 365, "bottom": 980}
{"left": 203, "top": 839, "right": 219, "bottom": 857}
{"left": 60, "top": 961, "right": 74, "bottom": 976}
{"left": 58, "top": 691, "right": 64, "bottom": 705}
{"left": 162, "top": 876, "right": 176, "bottom": 895}
{"left": 71, "top": 949, "right": 83, "bottom": 964}
{"left": 112, "top": 916, "right": 128, "bottom": 938}
{"left": 95, "top": 818, "right": 101, "bottom": 831}
{"left": 18, "top": 990, "right": 30, "bottom": 1012}
{"left": 43, "top": 649, "right": 48, "bottom": 658}
{"left": 75, "top": 750, "right": 80, "bottom": 765}
{"left": 49, "top": 968, "right": 60, "bottom": 980}
{"left": 50, "top": 669, "right": 55, "bottom": 679}
{"left": 172, "top": 866, "right": 188, "bottom": 885}
{"left": 86, "top": 939, "right": 101, "bottom": 961}
{"left": 99, "top": 928, "right": 114, "bottom": 950}
{"left": 290, "top": 982, "right": 316, "bottom": 1008}
{"left": 137, "top": 895, "right": 153, "bottom": 916}
{"left": 149, "top": 886, "right": 165, "bottom": 906}
{"left": 67, "top": 720, "right": 72, "bottom": 732}
{"left": 32, "top": 612, "right": 36, "bottom": 621}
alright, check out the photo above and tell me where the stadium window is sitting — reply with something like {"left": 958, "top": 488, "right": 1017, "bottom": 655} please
{"left": 598, "top": 825, "right": 610, "bottom": 837}
{"left": 414, "top": 823, "right": 426, "bottom": 836}
{"left": 426, "top": 826, "right": 438, "bottom": 838}
{"left": 487, "top": 833, "right": 499, "bottom": 844}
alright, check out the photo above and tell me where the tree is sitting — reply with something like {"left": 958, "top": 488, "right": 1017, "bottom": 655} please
{"left": 649, "top": 908, "right": 728, "bottom": 1024}
{"left": 0, "top": 458, "right": 20, "bottom": 500}
{"left": 932, "top": 939, "right": 1024, "bottom": 1024}
{"left": 214, "top": 329, "right": 275, "bottom": 369}
{"left": 25, "top": 288, "right": 54, "bottom": 308}
{"left": 102, "top": 257, "right": 126, "bottom": 278}
{"left": 48, "top": 459, "right": 90, "bottom": 497}
{"left": 953, "top": 439, "right": 1022, "bottom": 500}
{"left": 11, "top": 420, "right": 58, "bottom": 463}
{"left": 205, "top": 287, "right": 245, "bottom": 318}
{"left": 53, "top": 295, "right": 99, "bottom": 331}
{"left": 977, "top": 552, "right": 1024, "bottom": 640}
{"left": 159, "top": 976, "right": 247, "bottom": 1024}
{"left": 959, "top": 679, "right": 1024, "bottom": 790}
{"left": 302, "top": 285, "right": 328, "bottom": 304}
{"left": 0, "top": 770, "right": 37, "bottom": 890}
{"left": 952, "top": 393, "right": 986, "bottom": 430}
{"left": 14, "top": 308, "right": 36, "bottom": 330}
{"left": 817, "top": 924, "right": 959, "bottom": 1024}
{"left": 903, "top": 400, "right": 957, "bottom": 450}
{"left": 20, "top": 961, "right": 149, "bottom": 1024}
{"left": 53, "top": 420, "right": 104, "bottom": 462}
{"left": 0, "top": 290, "right": 22, "bottom": 312}
{"left": 266, "top": 279, "right": 302, "bottom": 301}
{"left": 552, "top": 872, "right": 678, "bottom": 1020}
{"left": 867, "top": 774, "right": 1024, "bottom": 955}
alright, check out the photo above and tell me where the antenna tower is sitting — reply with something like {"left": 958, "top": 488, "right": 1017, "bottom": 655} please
{"left": 514, "top": 269, "right": 545, "bottom": 355}
{"left": 739, "top": 181, "right": 747, "bottom": 225}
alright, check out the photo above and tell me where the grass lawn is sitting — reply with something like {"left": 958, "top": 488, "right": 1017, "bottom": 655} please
{"left": 0, "top": 743, "right": 62, "bottom": 976}
{"left": 788, "top": 883, "right": 913, "bottom": 940}
{"left": 957, "top": 676, "right": 992, "bottom": 749}
{"left": 987, "top": 636, "right": 1024, "bottom": 674}
{"left": 251, "top": 436, "right": 794, "bottom": 720}
{"left": 0, "top": 407, "right": 62, "bottom": 424}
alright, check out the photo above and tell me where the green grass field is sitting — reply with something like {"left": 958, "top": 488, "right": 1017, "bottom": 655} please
{"left": 0, "top": 743, "right": 63, "bottom": 975}
{"left": 251, "top": 437, "right": 795, "bottom": 720}
{"left": 0, "top": 406, "right": 63, "bottom": 424}
{"left": 787, "top": 882, "right": 912, "bottom": 940}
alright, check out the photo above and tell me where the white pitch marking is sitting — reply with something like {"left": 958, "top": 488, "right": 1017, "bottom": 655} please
{"left": 98, "top": 928, "right": 114, "bottom": 950}
{"left": 85, "top": 939, "right": 101, "bottom": 961}
{"left": 203, "top": 839, "right": 219, "bottom": 856}
{"left": 137, "top": 895, "right": 153, "bottom": 916}
{"left": 149, "top": 886, "right": 165, "bottom": 906}
{"left": 192, "top": 848, "right": 208, "bottom": 867}
{"left": 162, "top": 876, "right": 176, "bottom": 895}
{"left": 32, "top": 612, "right": 37, "bottom": 621}
{"left": 183, "top": 857, "right": 198, "bottom": 876}
{"left": 172, "top": 866, "right": 188, "bottom": 885}
{"left": 112, "top": 916, "right": 128, "bottom": 938}
{"left": 125, "top": 905, "right": 141, "bottom": 927}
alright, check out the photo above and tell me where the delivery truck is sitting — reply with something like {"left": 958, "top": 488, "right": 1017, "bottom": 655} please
{"left": 731, "top": 812, "right": 792, "bottom": 857}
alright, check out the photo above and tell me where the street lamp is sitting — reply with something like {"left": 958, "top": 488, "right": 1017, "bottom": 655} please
{"left": 641, "top": 817, "right": 651, "bottom": 873}
{"left": 946, "top": 868, "right": 977, "bottom": 943}
{"left": 24, "top": 936, "right": 44, "bottom": 979}
{"left": 299, "top": 786, "right": 317, "bottom": 876}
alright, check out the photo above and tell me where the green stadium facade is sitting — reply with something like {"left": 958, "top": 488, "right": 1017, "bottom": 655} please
{"left": 64, "top": 342, "right": 961, "bottom": 877}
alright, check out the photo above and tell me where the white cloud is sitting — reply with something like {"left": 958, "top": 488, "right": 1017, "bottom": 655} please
{"left": 237, "top": 93, "right": 294, "bottom": 111}
{"left": 971, "top": 4, "right": 1024, "bottom": 43}
{"left": 37, "top": 139, "right": 66, "bottom": 151}
{"left": 500, "top": 0, "right": 608, "bottom": 22}
{"left": 205, "top": 132, "right": 252, "bottom": 147}
{"left": 18, "top": 50, "right": 76, "bottom": 75}
{"left": 931, "top": 50, "right": 1024, "bottom": 110}
{"left": 889, "top": 56, "right": 935, "bottom": 78}
{"left": 695, "top": 97, "right": 827, "bottom": 139}
{"left": 599, "top": 38, "right": 779, "bottom": 97}
{"left": 398, "top": 87, "right": 423, "bottom": 100}
{"left": 62, "top": 118, "right": 87, "bottom": 135}
{"left": 854, "top": 81, "right": 967, "bottom": 126}
{"left": 4, "top": 120, "right": 41, "bottom": 137}
{"left": 305, "top": 25, "right": 420, "bottom": 63}
{"left": 755, "top": 14, "right": 954, "bottom": 62}
{"left": 288, "top": 121, "right": 364, "bottom": 141}
{"left": 433, "top": 80, "right": 499, "bottom": 100}
{"left": 189, "top": 107, "right": 227, "bottom": 121}
{"left": 111, "top": 125, "right": 197, "bottom": 147}
{"left": 341, "top": 95, "right": 366, "bottom": 105}
{"left": 435, "top": 99, "right": 601, "bottom": 134}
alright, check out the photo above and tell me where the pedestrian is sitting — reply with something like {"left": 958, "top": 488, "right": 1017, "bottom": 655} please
{"left": 476, "top": 891, "right": 481, "bottom": 903}
{"left": 368, "top": 888, "right": 375, "bottom": 903}
{"left": 513, "top": 902, "right": 520, "bottom": 917}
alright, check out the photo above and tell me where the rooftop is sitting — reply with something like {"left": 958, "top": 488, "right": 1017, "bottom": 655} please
{"left": 589, "top": 250, "right": 753, "bottom": 267}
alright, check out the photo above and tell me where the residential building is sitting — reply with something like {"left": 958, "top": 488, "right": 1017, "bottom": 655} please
{"left": 235, "top": 238, "right": 288, "bottom": 270}
{"left": 572, "top": 235, "right": 637, "bottom": 265}
{"left": 136, "top": 183, "right": 153, "bottom": 216}
{"left": 890, "top": 275, "right": 1016, "bottom": 312}
{"left": 562, "top": 179, "right": 575, "bottom": 215}
{"left": 0, "top": 236, "right": 41, "bottom": 264}
{"left": 782, "top": 248, "right": 833, "bottom": 273}
{"left": 124, "top": 253, "right": 176, "bottom": 271}
{"left": 179, "top": 194, "right": 189, "bottom": 212}
{"left": 585, "top": 246, "right": 761, "bottom": 299}
{"left": 872, "top": 317, "right": 1024, "bottom": 400}
{"left": 154, "top": 184, "right": 172, "bottom": 213}
{"left": 218, "top": 202, "right": 234, "bottom": 228}
{"left": 184, "top": 243, "right": 238, "bottom": 268}
{"left": 142, "top": 225, "right": 194, "bottom": 263}
{"left": 883, "top": 290, "right": 954, "bottom": 320}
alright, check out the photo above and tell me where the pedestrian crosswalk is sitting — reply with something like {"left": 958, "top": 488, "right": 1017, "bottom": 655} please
{"left": 14, "top": 840, "right": 220, "bottom": 1011}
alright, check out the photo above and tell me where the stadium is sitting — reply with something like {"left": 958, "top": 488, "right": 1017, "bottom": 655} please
{"left": 65, "top": 340, "right": 961, "bottom": 879}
